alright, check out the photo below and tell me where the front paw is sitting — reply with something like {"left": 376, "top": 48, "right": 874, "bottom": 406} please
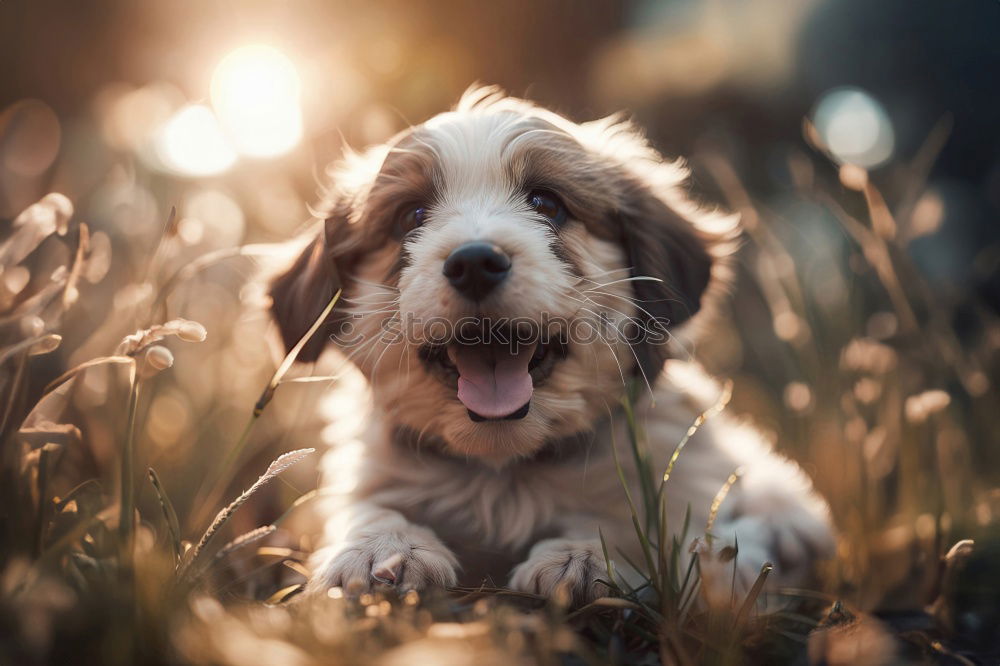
{"left": 694, "top": 536, "right": 774, "bottom": 609}
{"left": 308, "top": 526, "right": 458, "bottom": 595}
{"left": 509, "top": 539, "right": 610, "bottom": 606}
{"left": 701, "top": 491, "right": 836, "bottom": 607}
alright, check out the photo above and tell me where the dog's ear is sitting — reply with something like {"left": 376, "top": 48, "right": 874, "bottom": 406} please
{"left": 618, "top": 178, "right": 717, "bottom": 380}
{"left": 268, "top": 227, "right": 342, "bottom": 363}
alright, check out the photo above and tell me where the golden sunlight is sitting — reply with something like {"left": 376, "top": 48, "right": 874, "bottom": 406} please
{"left": 156, "top": 103, "right": 237, "bottom": 176}
{"left": 210, "top": 44, "right": 303, "bottom": 158}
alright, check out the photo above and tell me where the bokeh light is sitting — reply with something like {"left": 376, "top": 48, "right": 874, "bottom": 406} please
{"left": 96, "top": 83, "right": 180, "bottom": 154}
{"left": 0, "top": 99, "right": 61, "bottom": 177}
{"left": 812, "top": 87, "right": 895, "bottom": 168}
{"left": 210, "top": 44, "right": 303, "bottom": 158}
{"left": 182, "top": 188, "right": 246, "bottom": 248}
{"left": 156, "top": 104, "right": 237, "bottom": 176}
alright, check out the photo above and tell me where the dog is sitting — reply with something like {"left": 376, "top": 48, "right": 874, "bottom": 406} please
{"left": 269, "top": 86, "right": 835, "bottom": 606}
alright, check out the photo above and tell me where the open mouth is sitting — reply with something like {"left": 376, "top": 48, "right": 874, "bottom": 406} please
{"left": 419, "top": 323, "right": 568, "bottom": 422}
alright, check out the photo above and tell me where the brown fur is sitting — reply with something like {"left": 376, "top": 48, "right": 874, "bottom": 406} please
{"left": 267, "top": 87, "right": 832, "bottom": 606}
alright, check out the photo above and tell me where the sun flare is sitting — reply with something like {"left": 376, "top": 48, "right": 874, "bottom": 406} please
{"left": 210, "top": 44, "right": 303, "bottom": 158}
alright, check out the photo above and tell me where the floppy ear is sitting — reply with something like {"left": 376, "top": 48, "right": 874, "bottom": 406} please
{"left": 618, "top": 179, "right": 716, "bottom": 380}
{"left": 268, "top": 228, "right": 342, "bottom": 363}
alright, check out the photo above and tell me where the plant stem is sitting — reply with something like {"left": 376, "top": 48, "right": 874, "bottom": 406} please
{"left": 0, "top": 353, "right": 27, "bottom": 447}
{"left": 188, "top": 288, "right": 341, "bottom": 530}
{"left": 34, "top": 444, "right": 56, "bottom": 557}
{"left": 188, "top": 413, "right": 256, "bottom": 530}
{"left": 119, "top": 373, "right": 141, "bottom": 552}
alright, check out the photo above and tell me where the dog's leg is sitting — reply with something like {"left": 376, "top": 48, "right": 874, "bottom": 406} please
{"left": 306, "top": 501, "right": 458, "bottom": 595}
{"left": 508, "top": 519, "right": 611, "bottom": 605}
{"left": 689, "top": 424, "right": 836, "bottom": 608}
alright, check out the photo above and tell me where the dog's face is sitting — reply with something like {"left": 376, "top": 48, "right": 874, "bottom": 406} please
{"left": 271, "top": 88, "right": 734, "bottom": 463}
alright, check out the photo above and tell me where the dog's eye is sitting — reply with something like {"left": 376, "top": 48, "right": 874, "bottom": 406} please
{"left": 397, "top": 206, "right": 427, "bottom": 236}
{"left": 527, "top": 189, "right": 567, "bottom": 227}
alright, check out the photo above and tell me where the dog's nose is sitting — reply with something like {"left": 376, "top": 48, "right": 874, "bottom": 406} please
{"left": 442, "top": 241, "right": 511, "bottom": 301}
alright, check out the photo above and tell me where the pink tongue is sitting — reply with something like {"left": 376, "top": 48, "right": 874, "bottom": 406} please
{"left": 448, "top": 343, "right": 535, "bottom": 419}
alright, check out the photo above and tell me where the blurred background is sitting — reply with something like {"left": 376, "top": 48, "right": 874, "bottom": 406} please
{"left": 2, "top": 0, "right": 999, "bottom": 636}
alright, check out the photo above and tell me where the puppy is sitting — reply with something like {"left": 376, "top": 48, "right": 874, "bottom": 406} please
{"left": 270, "top": 87, "right": 835, "bottom": 606}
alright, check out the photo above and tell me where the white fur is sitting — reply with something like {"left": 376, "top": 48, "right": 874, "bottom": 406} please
{"left": 286, "top": 88, "right": 835, "bottom": 606}
{"left": 308, "top": 360, "right": 835, "bottom": 606}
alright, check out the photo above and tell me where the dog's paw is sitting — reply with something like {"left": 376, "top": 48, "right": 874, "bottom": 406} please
{"left": 726, "top": 491, "right": 836, "bottom": 580}
{"left": 308, "top": 526, "right": 458, "bottom": 595}
{"left": 509, "top": 539, "right": 610, "bottom": 606}
{"left": 699, "top": 491, "right": 836, "bottom": 608}
{"left": 694, "top": 536, "right": 774, "bottom": 609}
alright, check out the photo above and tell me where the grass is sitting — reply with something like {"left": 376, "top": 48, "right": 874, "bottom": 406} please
{"left": 1, "top": 130, "right": 998, "bottom": 665}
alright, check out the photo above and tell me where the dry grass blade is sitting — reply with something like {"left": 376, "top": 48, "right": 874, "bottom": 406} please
{"left": 212, "top": 525, "right": 276, "bottom": 564}
{"left": 278, "top": 375, "right": 340, "bottom": 384}
{"left": 0, "top": 334, "right": 62, "bottom": 366}
{"left": 34, "top": 442, "right": 61, "bottom": 556}
{"left": 54, "top": 478, "right": 102, "bottom": 513}
{"left": 185, "top": 448, "right": 315, "bottom": 570}
{"left": 38, "top": 509, "right": 110, "bottom": 567}
{"left": 257, "top": 546, "right": 308, "bottom": 559}
{"left": 272, "top": 488, "right": 319, "bottom": 527}
{"left": 609, "top": 428, "right": 659, "bottom": 596}
{"left": 148, "top": 467, "right": 182, "bottom": 564}
{"left": 447, "top": 585, "right": 548, "bottom": 603}
{"left": 282, "top": 559, "right": 309, "bottom": 578}
{"left": 41, "top": 355, "right": 135, "bottom": 399}
{"left": 62, "top": 222, "right": 89, "bottom": 308}
{"left": 139, "top": 206, "right": 177, "bottom": 293}
{"left": 0, "top": 274, "right": 67, "bottom": 328}
{"left": 621, "top": 386, "right": 657, "bottom": 531}
{"left": 0, "top": 353, "right": 27, "bottom": 446}
{"left": 598, "top": 526, "right": 617, "bottom": 591}
{"left": 150, "top": 243, "right": 280, "bottom": 321}
{"left": 266, "top": 584, "right": 304, "bottom": 605}
{"left": 0, "top": 194, "right": 67, "bottom": 266}
{"left": 706, "top": 467, "right": 744, "bottom": 534}
{"left": 254, "top": 288, "right": 342, "bottom": 416}
{"left": 734, "top": 563, "right": 773, "bottom": 627}
{"left": 564, "top": 597, "right": 640, "bottom": 621}
{"left": 895, "top": 114, "right": 953, "bottom": 228}
{"left": 816, "top": 191, "right": 920, "bottom": 334}
{"left": 116, "top": 318, "right": 207, "bottom": 356}
{"left": 662, "top": 380, "right": 733, "bottom": 485}
{"left": 190, "top": 289, "right": 341, "bottom": 530}
{"left": 118, "top": 364, "right": 139, "bottom": 547}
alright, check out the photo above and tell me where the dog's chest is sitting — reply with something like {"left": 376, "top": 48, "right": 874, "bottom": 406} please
{"left": 386, "top": 464, "right": 579, "bottom": 587}
{"left": 372, "top": 450, "right": 622, "bottom": 543}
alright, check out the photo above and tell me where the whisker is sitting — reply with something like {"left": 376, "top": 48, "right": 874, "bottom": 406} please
{"left": 582, "top": 275, "right": 665, "bottom": 289}
{"left": 568, "top": 290, "right": 659, "bottom": 335}
{"left": 368, "top": 328, "right": 403, "bottom": 387}
{"left": 336, "top": 316, "right": 398, "bottom": 368}
{"left": 566, "top": 292, "right": 654, "bottom": 398}
{"left": 342, "top": 295, "right": 400, "bottom": 305}
{"left": 351, "top": 277, "right": 400, "bottom": 292}
{"left": 357, "top": 314, "right": 401, "bottom": 373}
{"left": 581, "top": 287, "right": 696, "bottom": 363}
{"left": 581, "top": 289, "right": 665, "bottom": 324}
{"left": 570, "top": 303, "right": 629, "bottom": 392}
{"left": 573, "top": 266, "right": 632, "bottom": 285}
{"left": 584, "top": 266, "right": 633, "bottom": 276}
{"left": 344, "top": 305, "right": 396, "bottom": 317}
